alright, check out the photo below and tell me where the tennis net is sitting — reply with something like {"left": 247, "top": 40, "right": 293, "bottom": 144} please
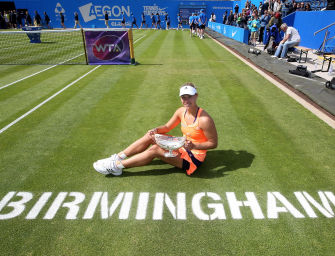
{"left": 0, "top": 29, "right": 87, "bottom": 65}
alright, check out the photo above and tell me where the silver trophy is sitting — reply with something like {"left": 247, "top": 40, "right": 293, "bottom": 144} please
{"left": 154, "top": 134, "right": 186, "bottom": 157}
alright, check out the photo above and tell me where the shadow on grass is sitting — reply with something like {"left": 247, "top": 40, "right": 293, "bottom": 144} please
{"left": 111, "top": 149, "right": 255, "bottom": 179}
{"left": 135, "top": 62, "right": 163, "bottom": 66}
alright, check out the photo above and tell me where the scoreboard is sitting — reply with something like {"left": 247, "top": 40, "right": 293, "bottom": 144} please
{"left": 179, "top": 5, "right": 206, "bottom": 25}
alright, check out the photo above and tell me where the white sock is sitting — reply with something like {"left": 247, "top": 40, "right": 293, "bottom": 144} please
{"left": 116, "top": 161, "right": 125, "bottom": 169}
{"left": 118, "top": 152, "right": 127, "bottom": 160}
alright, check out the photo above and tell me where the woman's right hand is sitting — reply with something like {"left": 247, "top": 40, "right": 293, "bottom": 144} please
{"left": 147, "top": 128, "right": 157, "bottom": 143}
{"left": 147, "top": 128, "right": 157, "bottom": 136}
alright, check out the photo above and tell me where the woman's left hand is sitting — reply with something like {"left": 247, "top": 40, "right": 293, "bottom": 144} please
{"left": 184, "top": 140, "right": 194, "bottom": 150}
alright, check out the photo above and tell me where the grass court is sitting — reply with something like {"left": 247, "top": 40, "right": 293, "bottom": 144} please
{"left": 0, "top": 29, "right": 334, "bottom": 255}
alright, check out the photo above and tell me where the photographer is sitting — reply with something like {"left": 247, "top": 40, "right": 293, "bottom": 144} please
{"left": 272, "top": 23, "right": 301, "bottom": 59}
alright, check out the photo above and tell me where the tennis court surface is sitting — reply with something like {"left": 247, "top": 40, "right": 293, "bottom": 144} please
{"left": 0, "top": 30, "right": 334, "bottom": 256}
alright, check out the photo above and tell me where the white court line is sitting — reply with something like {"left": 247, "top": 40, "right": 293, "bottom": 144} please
{"left": 0, "top": 53, "right": 85, "bottom": 91}
{"left": 134, "top": 34, "right": 145, "bottom": 44}
{"left": 0, "top": 34, "right": 145, "bottom": 134}
{"left": 0, "top": 65, "right": 101, "bottom": 134}
{"left": 207, "top": 33, "right": 335, "bottom": 129}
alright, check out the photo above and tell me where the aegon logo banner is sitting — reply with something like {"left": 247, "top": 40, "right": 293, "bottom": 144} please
{"left": 0, "top": 191, "right": 334, "bottom": 220}
{"left": 79, "top": 2, "right": 131, "bottom": 22}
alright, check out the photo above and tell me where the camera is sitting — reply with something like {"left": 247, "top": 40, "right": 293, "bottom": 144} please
{"left": 289, "top": 65, "right": 310, "bottom": 77}
{"left": 248, "top": 48, "right": 261, "bottom": 56}
{"left": 297, "top": 65, "right": 307, "bottom": 72}
{"left": 325, "top": 78, "right": 335, "bottom": 90}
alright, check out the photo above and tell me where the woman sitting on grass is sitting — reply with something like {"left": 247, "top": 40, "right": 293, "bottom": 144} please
{"left": 93, "top": 83, "right": 218, "bottom": 176}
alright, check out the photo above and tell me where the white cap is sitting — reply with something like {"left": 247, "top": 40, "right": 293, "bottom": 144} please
{"left": 179, "top": 86, "right": 197, "bottom": 96}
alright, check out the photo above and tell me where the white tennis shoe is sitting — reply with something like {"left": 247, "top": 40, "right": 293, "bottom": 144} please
{"left": 93, "top": 154, "right": 123, "bottom": 176}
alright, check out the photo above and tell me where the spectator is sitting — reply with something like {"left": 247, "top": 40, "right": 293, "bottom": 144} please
{"left": 300, "top": 2, "right": 305, "bottom": 10}
{"left": 0, "top": 12, "right": 4, "bottom": 29}
{"left": 227, "top": 10, "right": 234, "bottom": 25}
{"left": 60, "top": 11, "right": 65, "bottom": 29}
{"left": 189, "top": 13, "right": 195, "bottom": 37}
{"left": 248, "top": 11, "right": 261, "bottom": 46}
{"left": 259, "top": 10, "right": 270, "bottom": 43}
{"left": 141, "top": 12, "right": 147, "bottom": 29}
{"left": 233, "top": 13, "right": 238, "bottom": 26}
{"left": 296, "top": 2, "right": 303, "bottom": 11}
{"left": 121, "top": 11, "right": 126, "bottom": 28}
{"left": 273, "top": 0, "right": 282, "bottom": 13}
{"left": 272, "top": 23, "right": 300, "bottom": 59}
{"left": 240, "top": 12, "right": 248, "bottom": 29}
{"left": 210, "top": 12, "right": 216, "bottom": 22}
{"left": 151, "top": 13, "right": 156, "bottom": 29}
{"left": 25, "top": 10, "right": 32, "bottom": 26}
{"left": 305, "top": 3, "right": 312, "bottom": 11}
{"left": 267, "top": 12, "right": 282, "bottom": 30}
{"left": 235, "top": 4, "right": 239, "bottom": 14}
{"left": 261, "top": 0, "right": 269, "bottom": 15}
{"left": 44, "top": 12, "right": 50, "bottom": 28}
{"left": 288, "top": 1, "right": 296, "bottom": 14}
{"left": 259, "top": 2, "right": 263, "bottom": 14}
{"left": 268, "top": 0, "right": 275, "bottom": 12}
{"left": 104, "top": 10, "right": 109, "bottom": 28}
{"left": 198, "top": 9, "right": 207, "bottom": 39}
{"left": 293, "top": 2, "right": 298, "bottom": 12}
{"left": 177, "top": 13, "right": 182, "bottom": 30}
{"left": 165, "top": 13, "right": 170, "bottom": 30}
{"left": 16, "top": 10, "right": 23, "bottom": 28}
{"left": 281, "top": 0, "right": 290, "bottom": 17}
{"left": 245, "top": 1, "right": 250, "bottom": 10}
{"left": 156, "top": 13, "right": 161, "bottom": 29}
{"left": 236, "top": 13, "right": 242, "bottom": 26}
{"left": 131, "top": 12, "right": 138, "bottom": 28}
{"left": 34, "top": 10, "right": 41, "bottom": 26}
{"left": 73, "top": 11, "right": 82, "bottom": 28}
{"left": 245, "top": 7, "right": 251, "bottom": 17}
{"left": 9, "top": 10, "right": 16, "bottom": 28}
{"left": 223, "top": 11, "right": 228, "bottom": 24}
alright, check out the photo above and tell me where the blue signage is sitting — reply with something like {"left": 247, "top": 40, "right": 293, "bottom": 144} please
{"left": 14, "top": 0, "right": 233, "bottom": 28}
{"left": 208, "top": 21, "right": 249, "bottom": 44}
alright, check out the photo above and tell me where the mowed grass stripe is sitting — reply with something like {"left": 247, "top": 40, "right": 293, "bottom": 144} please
{"left": 0, "top": 65, "right": 55, "bottom": 86}
{"left": 0, "top": 65, "right": 93, "bottom": 128}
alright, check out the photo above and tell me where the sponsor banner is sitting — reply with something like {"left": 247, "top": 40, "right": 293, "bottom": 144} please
{"left": 208, "top": 21, "right": 249, "bottom": 44}
{"left": 84, "top": 30, "right": 131, "bottom": 65}
{"left": 14, "top": 0, "right": 233, "bottom": 28}
{"left": 22, "top": 26, "right": 42, "bottom": 43}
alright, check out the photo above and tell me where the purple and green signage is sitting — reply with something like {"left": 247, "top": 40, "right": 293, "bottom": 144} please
{"left": 84, "top": 30, "right": 132, "bottom": 65}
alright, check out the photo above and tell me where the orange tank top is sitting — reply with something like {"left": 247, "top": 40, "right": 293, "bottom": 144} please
{"left": 181, "top": 108, "right": 208, "bottom": 155}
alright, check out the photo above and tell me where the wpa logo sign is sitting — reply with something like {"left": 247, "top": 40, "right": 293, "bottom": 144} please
{"left": 55, "top": 2, "right": 65, "bottom": 14}
{"left": 79, "top": 2, "right": 130, "bottom": 23}
{"left": 93, "top": 35, "right": 124, "bottom": 60}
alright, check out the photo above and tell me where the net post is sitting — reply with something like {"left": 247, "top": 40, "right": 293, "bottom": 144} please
{"left": 81, "top": 28, "right": 88, "bottom": 65}
{"left": 128, "top": 29, "right": 135, "bottom": 64}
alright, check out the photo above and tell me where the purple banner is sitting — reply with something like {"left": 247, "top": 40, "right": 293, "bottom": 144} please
{"left": 84, "top": 30, "right": 131, "bottom": 65}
